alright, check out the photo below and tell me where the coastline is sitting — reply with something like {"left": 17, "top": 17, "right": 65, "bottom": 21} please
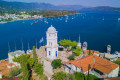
{"left": 0, "top": 13, "right": 83, "bottom": 24}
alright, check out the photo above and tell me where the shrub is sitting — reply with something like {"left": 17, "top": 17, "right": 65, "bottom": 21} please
{"left": 53, "top": 71, "right": 66, "bottom": 80}
{"left": 69, "top": 54, "right": 75, "bottom": 60}
{"left": 34, "top": 62, "right": 44, "bottom": 76}
{"left": 52, "top": 59, "right": 62, "bottom": 69}
{"left": 2, "top": 75, "right": 5, "bottom": 78}
{"left": 74, "top": 47, "right": 83, "bottom": 56}
{"left": 7, "top": 67, "right": 22, "bottom": 77}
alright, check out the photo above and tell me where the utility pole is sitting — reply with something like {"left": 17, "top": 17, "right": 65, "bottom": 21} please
{"left": 87, "top": 64, "right": 91, "bottom": 80}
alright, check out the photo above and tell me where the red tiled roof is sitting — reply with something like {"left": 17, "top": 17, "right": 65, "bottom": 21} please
{"left": 7, "top": 63, "right": 15, "bottom": 67}
{"left": 117, "top": 58, "right": 120, "bottom": 61}
{"left": 0, "top": 60, "right": 9, "bottom": 76}
{"left": 84, "top": 50, "right": 100, "bottom": 55}
{"left": 65, "top": 55, "right": 119, "bottom": 74}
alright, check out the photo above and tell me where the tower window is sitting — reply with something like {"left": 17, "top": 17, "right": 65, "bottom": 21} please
{"left": 56, "top": 51, "right": 57, "bottom": 57}
{"left": 49, "top": 51, "right": 51, "bottom": 56}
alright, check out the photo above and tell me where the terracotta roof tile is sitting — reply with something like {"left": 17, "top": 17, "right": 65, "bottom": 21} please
{"left": 65, "top": 55, "right": 119, "bottom": 74}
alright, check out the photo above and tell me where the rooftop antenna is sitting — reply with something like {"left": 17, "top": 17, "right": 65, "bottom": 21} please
{"left": 8, "top": 42, "right": 11, "bottom": 52}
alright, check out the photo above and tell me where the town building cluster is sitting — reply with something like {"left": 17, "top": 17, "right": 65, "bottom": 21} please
{"left": 0, "top": 25, "right": 120, "bottom": 79}
{"left": 0, "top": 13, "right": 42, "bottom": 23}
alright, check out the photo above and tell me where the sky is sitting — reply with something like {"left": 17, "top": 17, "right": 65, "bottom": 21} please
{"left": 4, "top": 0, "right": 120, "bottom": 7}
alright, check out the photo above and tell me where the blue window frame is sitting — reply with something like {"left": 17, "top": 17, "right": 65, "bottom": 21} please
{"left": 56, "top": 51, "right": 57, "bottom": 57}
{"left": 49, "top": 51, "right": 51, "bottom": 56}
{"left": 75, "top": 66, "right": 77, "bottom": 71}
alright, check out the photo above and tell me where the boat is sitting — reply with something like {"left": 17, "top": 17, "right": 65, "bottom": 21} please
{"left": 35, "top": 22, "right": 37, "bottom": 23}
{"left": 102, "top": 17, "right": 104, "bottom": 21}
{"left": 118, "top": 18, "right": 120, "bottom": 21}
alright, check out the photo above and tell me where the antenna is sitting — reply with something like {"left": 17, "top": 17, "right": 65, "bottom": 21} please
{"left": 8, "top": 42, "right": 11, "bottom": 52}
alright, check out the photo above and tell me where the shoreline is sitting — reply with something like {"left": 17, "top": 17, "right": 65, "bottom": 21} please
{"left": 0, "top": 13, "right": 83, "bottom": 24}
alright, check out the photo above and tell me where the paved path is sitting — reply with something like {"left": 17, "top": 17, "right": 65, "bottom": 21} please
{"left": 43, "top": 60, "right": 54, "bottom": 79}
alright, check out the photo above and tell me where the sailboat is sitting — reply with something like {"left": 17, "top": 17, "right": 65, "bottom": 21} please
{"left": 8, "top": 42, "right": 11, "bottom": 52}
{"left": 118, "top": 18, "right": 120, "bottom": 21}
{"left": 102, "top": 17, "right": 104, "bottom": 21}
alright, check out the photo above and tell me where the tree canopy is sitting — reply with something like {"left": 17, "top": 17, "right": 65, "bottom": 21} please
{"left": 59, "top": 39, "right": 78, "bottom": 51}
{"left": 33, "top": 46, "right": 38, "bottom": 63}
{"left": 34, "top": 62, "right": 44, "bottom": 76}
{"left": 53, "top": 71, "right": 98, "bottom": 80}
{"left": 74, "top": 47, "right": 83, "bottom": 56}
{"left": 69, "top": 54, "right": 75, "bottom": 60}
{"left": 52, "top": 59, "right": 62, "bottom": 69}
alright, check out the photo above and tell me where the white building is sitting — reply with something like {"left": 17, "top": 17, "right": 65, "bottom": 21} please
{"left": 82, "top": 41, "right": 87, "bottom": 51}
{"left": 46, "top": 25, "right": 58, "bottom": 60}
{"left": 8, "top": 50, "right": 25, "bottom": 66}
{"left": 64, "top": 55, "right": 119, "bottom": 78}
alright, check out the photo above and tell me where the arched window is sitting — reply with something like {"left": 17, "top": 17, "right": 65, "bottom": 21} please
{"left": 56, "top": 51, "right": 57, "bottom": 57}
{"left": 49, "top": 51, "right": 51, "bottom": 56}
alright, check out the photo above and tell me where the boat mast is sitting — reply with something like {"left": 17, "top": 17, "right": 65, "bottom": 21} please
{"left": 36, "top": 40, "right": 37, "bottom": 49}
{"left": 21, "top": 40, "right": 24, "bottom": 50}
{"left": 28, "top": 41, "right": 30, "bottom": 50}
{"left": 8, "top": 42, "right": 11, "bottom": 52}
{"left": 14, "top": 41, "right": 16, "bottom": 51}
{"left": 79, "top": 34, "right": 80, "bottom": 43}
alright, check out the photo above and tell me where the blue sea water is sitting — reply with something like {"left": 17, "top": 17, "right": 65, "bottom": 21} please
{"left": 0, "top": 11, "right": 120, "bottom": 60}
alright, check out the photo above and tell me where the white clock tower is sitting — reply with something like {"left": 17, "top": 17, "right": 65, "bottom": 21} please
{"left": 46, "top": 25, "right": 58, "bottom": 60}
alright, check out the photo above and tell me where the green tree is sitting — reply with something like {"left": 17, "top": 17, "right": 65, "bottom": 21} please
{"left": 88, "top": 74, "right": 99, "bottom": 80}
{"left": 21, "top": 55, "right": 30, "bottom": 80}
{"left": 71, "top": 41, "right": 77, "bottom": 50}
{"left": 53, "top": 71, "right": 66, "bottom": 80}
{"left": 7, "top": 67, "right": 22, "bottom": 77}
{"left": 33, "top": 46, "right": 38, "bottom": 63}
{"left": 28, "top": 58, "right": 35, "bottom": 68}
{"left": 59, "top": 39, "right": 72, "bottom": 51}
{"left": 88, "top": 50, "right": 92, "bottom": 55}
{"left": 69, "top": 54, "right": 75, "bottom": 60}
{"left": 34, "top": 62, "right": 44, "bottom": 76}
{"left": 52, "top": 59, "right": 62, "bottom": 69}
{"left": 74, "top": 47, "right": 83, "bottom": 56}
{"left": 74, "top": 72, "right": 87, "bottom": 80}
{"left": 13, "top": 54, "right": 30, "bottom": 80}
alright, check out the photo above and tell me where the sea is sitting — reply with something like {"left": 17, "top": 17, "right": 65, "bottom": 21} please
{"left": 0, "top": 11, "right": 120, "bottom": 60}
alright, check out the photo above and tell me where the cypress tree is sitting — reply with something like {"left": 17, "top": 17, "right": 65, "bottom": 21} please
{"left": 21, "top": 55, "right": 29, "bottom": 80}
{"left": 33, "top": 46, "right": 38, "bottom": 63}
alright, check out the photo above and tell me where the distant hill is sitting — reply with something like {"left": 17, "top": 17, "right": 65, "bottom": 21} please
{"left": 0, "top": 0, "right": 120, "bottom": 12}
{"left": 57, "top": 5, "right": 86, "bottom": 10}
{"left": 81, "top": 6, "right": 120, "bottom": 11}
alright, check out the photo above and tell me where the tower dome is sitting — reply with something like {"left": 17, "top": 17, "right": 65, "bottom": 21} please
{"left": 47, "top": 25, "right": 56, "bottom": 33}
